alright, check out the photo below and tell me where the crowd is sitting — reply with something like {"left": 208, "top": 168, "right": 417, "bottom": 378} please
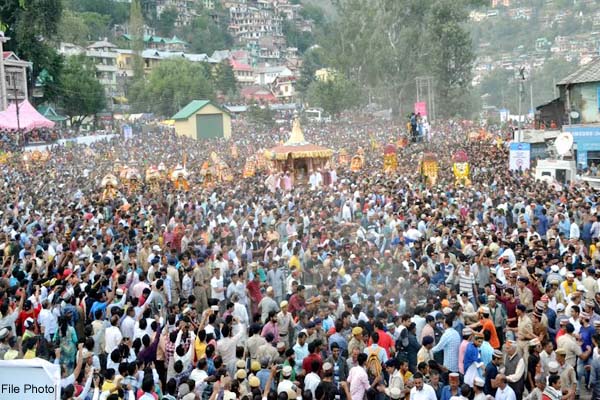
{"left": 0, "top": 115, "right": 599, "bottom": 400}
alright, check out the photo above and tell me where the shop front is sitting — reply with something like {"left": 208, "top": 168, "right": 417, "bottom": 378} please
{"left": 563, "top": 125, "right": 600, "bottom": 168}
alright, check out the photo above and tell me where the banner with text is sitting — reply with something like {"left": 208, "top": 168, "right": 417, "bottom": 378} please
{"left": 509, "top": 142, "right": 531, "bottom": 171}
{"left": 0, "top": 359, "right": 60, "bottom": 400}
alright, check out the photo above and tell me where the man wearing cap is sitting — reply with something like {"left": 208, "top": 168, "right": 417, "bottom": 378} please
{"left": 555, "top": 348, "right": 576, "bottom": 399}
{"left": 560, "top": 272, "right": 577, "bottom": 300}
{"left": 277, "top": 365, "right": 295, "bottom": 395}
{"left": 578, "top": 310, "right": 595, "bottom": 388}
{"left": 472, "top": 376, "right": 486, "bottom": 400}
{"left": 464, "top": 332, "right": 484, "bottom": 387}
{"left": 504, "top": 340, "right": 526, "bottom": 396}
{"left": 348, "top": 326, "right": 366, "bottom": 354}
{"left": 458, "top": 327, "right": 473, "bottom": 375}
{"left": 440, "top": 372, "right": 462, "bottom": 400}
{"left": 470, "top": 306, "right": 500, "bottom": 349}
{"left": 512, "top": 304, "right": 535, "bottom": 364}
{"left": 484, "top": 349, "right": 503, "bottom": 397}
{"left": 557, "top": 323, "right": 589, "bottom": 369}
{"left": 277, "top": 300, "right": 294, "bottom": 348}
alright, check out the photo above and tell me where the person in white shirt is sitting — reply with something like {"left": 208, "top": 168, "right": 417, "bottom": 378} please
{"left": 210, "top": 267, "right": 225, "bottom": 302}
{"left": 304, "top": 359, "right": 322, "bottom": 398}
{"left": 494, "top": 374, "right": 517, "bottom": 400}
{"left": 37, "top": 300, "right": 58, "bottom": 341}
{"left": 104, "top": 314, "right": 123, "bottom": 355}
{"left": 409, "top": 372, "right": 437, "bottom": 400}
{"left": 570, "top": 220, "right": 580, "bottom": 240}
{"left": 120, "top": 306, "right": 136, "bottom": 340}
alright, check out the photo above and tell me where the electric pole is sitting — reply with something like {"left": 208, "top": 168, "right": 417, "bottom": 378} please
{"left": 12, "top": 74, "right": 20, "bottom": 132}
{"left": 0, "top": 32, "right": 9, "bottom": 111}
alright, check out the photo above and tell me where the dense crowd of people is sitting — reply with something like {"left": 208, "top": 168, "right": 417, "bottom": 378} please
{"left": 0, "top": 115, "right": 598, "bottom": 400}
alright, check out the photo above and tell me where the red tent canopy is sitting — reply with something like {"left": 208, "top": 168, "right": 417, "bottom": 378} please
{"left": 0, "top": 100, "right": 55, "bottom": 131}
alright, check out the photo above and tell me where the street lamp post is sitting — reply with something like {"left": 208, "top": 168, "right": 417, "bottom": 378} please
{"left": 517, "top": 67, "right": 526, "bottom": 142}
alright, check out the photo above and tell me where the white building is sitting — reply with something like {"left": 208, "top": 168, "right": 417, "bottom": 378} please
{"left": 86, "top": 40, "right": 119, "bottom": 100}
{"left": 255, "top": 65, "right": 292, "bottom": 85}
{"left": 1, "top": 52, "right": 31, "bottom": 107}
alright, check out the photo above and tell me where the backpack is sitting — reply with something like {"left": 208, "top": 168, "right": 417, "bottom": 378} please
{"left": 365, "top": 346, "right": 382, "bottom": 379}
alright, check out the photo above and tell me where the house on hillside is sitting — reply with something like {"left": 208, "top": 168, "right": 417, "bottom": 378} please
{"left": 230, "top": 59, "right": 255, "bottom": 86}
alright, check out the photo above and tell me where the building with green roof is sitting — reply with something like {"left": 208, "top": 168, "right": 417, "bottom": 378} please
{"left": 172, "top": 100, "right": 231, "bottom": 140}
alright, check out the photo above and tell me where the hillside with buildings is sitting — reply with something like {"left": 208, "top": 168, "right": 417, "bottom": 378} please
{"left": 50, "top": 0, "right": 328, "bottom": 114}
{"left": 469, "top": 0, "right": 600, "bottom": 115}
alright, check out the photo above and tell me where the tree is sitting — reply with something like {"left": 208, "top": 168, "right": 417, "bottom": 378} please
{"left": 299, "top": 4, "right": 326, "bottom": 27}
{"left": 59, "top": 10, "right": 112, "bottom": 44}
{"left": 307, "top": 73, "right": 360, "bottom": 116}
{"left": 58, "top": 10, "right": 89, "bottom": 45}
{"left": 156, "top": 7, "right": 178, "bottom": 37}
{"left": 247, "top": 103, "right": 275, "bottom": 127}
{"left": 66, "top": 0, "right": 129, "bottom": 25}
{"left": 128, "top": 59, "right": 215, "bottom": 117}
{"left": 130, "top": 0, "right": 145, "bottom": 79}
{"left": 56, "top": 55, "right": 106, "bottom": 129}
{"left": 425, "top": 0, "right": 476, "bottom": 118}
{"left": 297, "top": 46, "right": 326, "bottom": 96}
{"left": 319, "top": 0, "right": 480, "bottom": 118}
{"left": 477, "top": 58, "right": 576, "bottom": 113}
{"left": 213, "top": 61, "right": 238, "bottom": 97}
{"left": 183, "top": 10, "right": 233, "bottom": 55}
{"left": 283, "top": 20, "right": 315, "bottom": 54}
{"left": 1, "top": 0, "right": 63, "bottom": 103}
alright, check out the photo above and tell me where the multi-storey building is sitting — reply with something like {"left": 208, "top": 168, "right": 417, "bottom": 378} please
{"left": 228, "top": 4, "right": 283, "bottom": 45}
{"left": 86, "top": 41, "right": 119, "bottom": 102}
{"left": 156, "top": 0, "right": 198, "bottom": 26}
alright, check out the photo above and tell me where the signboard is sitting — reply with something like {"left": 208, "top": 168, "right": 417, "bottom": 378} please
{"left": 563, "top": 126, "right": 600, "bottom": 168}
{"left": 122, "top": 124, "right": 133, "bottom": 140}
{"left": 499, "top": 108, "right": 509, "bottom": 123}
{"left": 414, "top": 102, "right": 427, "bottom": 116}
{"left": 0, "top": 359, "right": 60, "bottom": 400}
{"left": 509, "top": 142, "right": 531, "bottom": 171}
